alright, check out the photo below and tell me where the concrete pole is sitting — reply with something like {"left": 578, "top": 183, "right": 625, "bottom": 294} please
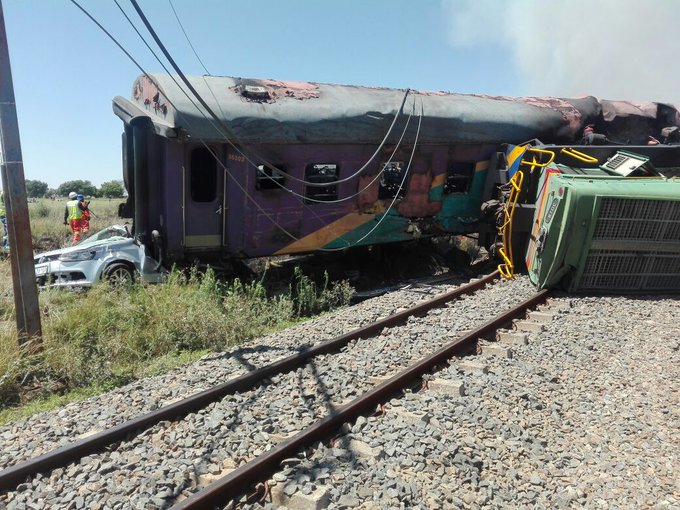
{"left": 0, "top": 0, "right": 43, "bottom": 346}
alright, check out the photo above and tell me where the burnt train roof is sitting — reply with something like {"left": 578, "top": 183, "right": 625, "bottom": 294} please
{"left": 112, "top": 74, "right": 680, "bottom": 146}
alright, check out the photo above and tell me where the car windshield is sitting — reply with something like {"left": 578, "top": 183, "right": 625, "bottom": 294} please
{"left": 79, "top": 225, "right": 131, "bottom": 246}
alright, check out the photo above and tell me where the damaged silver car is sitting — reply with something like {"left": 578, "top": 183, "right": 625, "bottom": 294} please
{"left": 34, "top": 225, "right": 163, "bottom": 288}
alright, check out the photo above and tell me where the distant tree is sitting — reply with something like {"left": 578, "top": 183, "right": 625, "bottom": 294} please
{"left": 57, "top": 180, "right": 97, "bottom": 198}
{"left": 98, "top": 180, "right": 125, "bottom": 198}
{"left": 24, "top": 179, "right": 49, "bottom": 198}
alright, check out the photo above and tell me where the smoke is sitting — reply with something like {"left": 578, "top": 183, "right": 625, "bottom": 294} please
{"left": 442, "top": 0, "right": 680, "bottom": 103}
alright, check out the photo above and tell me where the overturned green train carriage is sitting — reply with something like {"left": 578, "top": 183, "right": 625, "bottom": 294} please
{"left": 497, "top": 144, "right": 680, "bottom": 292}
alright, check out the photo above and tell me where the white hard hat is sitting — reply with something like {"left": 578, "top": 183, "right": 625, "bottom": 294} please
{"left": 68, "top": 192, "right": 77, "bottom": 199}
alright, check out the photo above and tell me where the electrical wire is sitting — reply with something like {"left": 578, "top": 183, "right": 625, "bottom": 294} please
{"left": 167, "top": 0, "right": 211, "bottom": 76}
{"left": 321, "top": 99, "right": 424, "bottom": 251}
{"left": 114, "top": 0, "right": 373, "bottom": 253}
{"left": 120, "top": 0, "right": 419, "bottom": 237}
{"left": 119, "top": 0, "right": 413, "bottom": 205}
{"left": 116, "top": 0, "right": 412, "bottom": 248}
{"left": 73, "top": 0, "right": 425, "bottom": 251}
{"left": 130, "top": 0, "right": 410, "bottom": 190}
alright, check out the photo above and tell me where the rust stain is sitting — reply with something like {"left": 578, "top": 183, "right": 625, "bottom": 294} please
{"left": 132, "top": 76, "right": 169, "bottom": 117}
{"left": 358, "top": 174, "right": 379, "bottom": 211}
{"left": 258, "top": 79, "right": 320, "bottom": 100}
{"left": 397, "top": 173, "right": 442, "bottom": 217}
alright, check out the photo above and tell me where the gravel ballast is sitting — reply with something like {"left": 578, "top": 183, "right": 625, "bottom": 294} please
{"left": 271, "top": 294, "right": 679, "bottom": 509}
{"left": 1, "top": 277, "right": 678, "bottom": 509}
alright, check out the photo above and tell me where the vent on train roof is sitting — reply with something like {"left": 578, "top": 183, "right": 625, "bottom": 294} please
{"left": 600, "top": 151, "right": 657, "bottom": 177}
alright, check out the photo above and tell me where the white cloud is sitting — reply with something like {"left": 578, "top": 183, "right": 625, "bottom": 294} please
{"left": 442, "top": 0, "right": 680, "bottom": 102}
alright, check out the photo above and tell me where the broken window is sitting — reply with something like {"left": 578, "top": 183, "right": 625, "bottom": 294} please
{"left": 444, "top": 162, "right": 475, "bottom": 194}
{"left": 256, "top": 165, "right": 287, "bottom": 191}
{"left": 190, "top": 147, "right": 217, "bottom": 202}
{"left": 305, "top": 164, "right": 339, "bottom": 204}
{"left": 379, "top": 162, "right": 407, "bottom": 200}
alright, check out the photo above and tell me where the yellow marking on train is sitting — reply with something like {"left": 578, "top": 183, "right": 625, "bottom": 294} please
{"left": 274, "top": 212, "right": 377, "bottom": 255}
{"left": 475, "top": 161, "right": 489, "bottom": 172}
{"left": 506, "top": 145, "right": 526, "bottom": 168}
{"left": 430, "top": 173, "right": 446, "bottom": 188}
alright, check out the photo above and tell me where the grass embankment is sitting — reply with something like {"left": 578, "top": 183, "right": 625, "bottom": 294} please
{"left": 0, "top": 199, "right": 352, "bottom": 425}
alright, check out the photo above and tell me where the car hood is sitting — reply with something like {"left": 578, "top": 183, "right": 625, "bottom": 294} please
{"left": 33, "top": 226, "right": 134, "bottom": 263}
{"left": 34, "top": 235, "right": 134, "bottom": 262}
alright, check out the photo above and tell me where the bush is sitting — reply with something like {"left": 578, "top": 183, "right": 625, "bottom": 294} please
{"left": 34, "top": 202, "right": 50, "bottom": 218}
{"left": 0, "top": 255, "right": 353, "bottom": 420}
{"left": 291, "top": 266, "right": 354, "bottom": 317}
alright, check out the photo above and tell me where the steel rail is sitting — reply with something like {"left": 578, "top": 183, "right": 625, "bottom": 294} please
{"left": 0, "top": 271, "right": 499, "bottom": 492}
{"left": 172, "top": 288, "right": 550, "bottom": 509}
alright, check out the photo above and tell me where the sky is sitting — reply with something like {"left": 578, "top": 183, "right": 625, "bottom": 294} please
{"left": 3, "top": 0, "right": 680, "bottom": 189}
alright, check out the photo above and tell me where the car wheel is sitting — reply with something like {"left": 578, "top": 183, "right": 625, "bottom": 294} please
{"left": 103, "top": 263, "right": 134, "bottom": 286}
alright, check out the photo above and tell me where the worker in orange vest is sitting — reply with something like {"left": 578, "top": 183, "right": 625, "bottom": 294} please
{"left": 63, "top": 191, "right": 85, "bottom": 244}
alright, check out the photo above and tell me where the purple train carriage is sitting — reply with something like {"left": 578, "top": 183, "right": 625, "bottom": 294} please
{"left": 112, "top": 74, "right": 680, "bottom": 271}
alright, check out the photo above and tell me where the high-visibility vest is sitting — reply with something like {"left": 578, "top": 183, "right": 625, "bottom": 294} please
{"left": 67, "top": 200, "right": 82, "bottom": 221}
{"left": 0, "top": 193, "right": 5, "bottom": 217}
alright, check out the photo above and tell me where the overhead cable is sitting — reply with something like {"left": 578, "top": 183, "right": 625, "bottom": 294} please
{"left": 115, "top": 0, "right": 406, "bottom": 215}
{"left": 167, "top": 0, "right": 211, "bottom": 76}
{"left": 131, "top": 0, "right": 410, "bottom": 189}
{"left": 70, "top": 0, "right": 300, "bottom": 242}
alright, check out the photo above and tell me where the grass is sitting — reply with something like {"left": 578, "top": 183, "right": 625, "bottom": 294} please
{"left": 28, "top": 198, "right": 121, "bottom": 251}
{"left": 0, "top": 199, "right": 353, "bottom": 425}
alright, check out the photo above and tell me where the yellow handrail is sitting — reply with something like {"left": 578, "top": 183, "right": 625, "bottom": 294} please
{"left": 519, "top": 148, "right": 555, "bottom": 171}
{"left": 560, "top": 147, "right": 599, "bottom": 164}
{"left": 497, "top": 169, "right": 524, "bottom": 279}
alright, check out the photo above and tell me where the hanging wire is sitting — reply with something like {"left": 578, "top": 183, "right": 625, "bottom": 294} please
{"left": 167, "top": 0, "right": 211, "bottom": 75}
{"left": 116, "top": 0, "right": 415, "bottom": 252}
{"left": 72, "top": 0, "right": 425, "bottom": 251}
{"left": 114, "top": 0, "right": 422, "bottom": 256}
{"left": 70, "top": 0, "right": 299, "bottom": 242}
{"left": 321, "top": 99, "right": 424, "bottom": 251}
{"left": 130, "top": 0, "right": 410, "bottom": 189}
{"left": 118, "top": 0, "right": 413, "bottom": 204}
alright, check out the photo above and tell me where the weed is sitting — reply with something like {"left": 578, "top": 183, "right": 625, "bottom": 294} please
{"left": 0, "top": 199, "right": 354, "bottom": 422}
{"left": 0, "top": 265, "right": 353, "bottom": 420}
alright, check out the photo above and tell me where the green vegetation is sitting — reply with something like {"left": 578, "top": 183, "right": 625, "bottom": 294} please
{"left": 0, "top": 199, "right": 353, "bottom": 424}
{"left": 28, "top": 197, "right": 120, "bottom": 251}
{"left": 98, "top": 180, "right": 126, "bottom": 198}
{"left": 56, "top": 179, "right": 98, "bottom": 198}
{"left": 24, "top": 179, "right": 49, "bottom": 198}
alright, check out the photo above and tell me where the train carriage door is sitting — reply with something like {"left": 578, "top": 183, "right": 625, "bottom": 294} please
{"left": 183, "top": 145, "right": 225, "bottom": 250}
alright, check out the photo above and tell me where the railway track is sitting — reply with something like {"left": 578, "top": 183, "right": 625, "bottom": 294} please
{"left": 175, "top": 289, "right": 550, "bottom": 509}
{"left": 0, "top": 273, "right": 547, "bottom": 508}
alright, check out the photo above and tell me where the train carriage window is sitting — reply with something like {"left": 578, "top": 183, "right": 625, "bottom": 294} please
{"left": 190, "top": 147, "right": 217, "bottom": 202}
{"left": 444, "top": 162, "right": 475, "bottom": 194}
{"left": 256, "top": 165, "right": 287, "bottom": 190}
{"left": 304, "top": 164, "right": 339, "bottom": 204}
{"left": 379, "top": 162, "right": 407, "bottom": 199}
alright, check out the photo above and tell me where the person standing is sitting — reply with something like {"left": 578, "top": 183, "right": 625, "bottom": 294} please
{"left": 77, "top": 194, "right": 91, "bottom": 234}
{"left": 63, "top": 191, "right": 84, "bottom": 244}
{"left": 0, "top": 190, "right": 8, "bottom": 251}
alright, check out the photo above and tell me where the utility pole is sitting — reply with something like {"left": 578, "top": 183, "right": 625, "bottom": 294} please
{"left": 0, "top": 0, "right": 42, "bottom": 347}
